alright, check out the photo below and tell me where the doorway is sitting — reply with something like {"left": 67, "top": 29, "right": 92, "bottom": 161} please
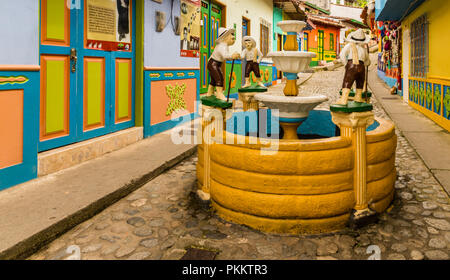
{"left": 39, "top": 0, "right": 135, "bottom": 152}
{"left": 277, "top": 33, "right": 283, "bottom": 79}
{"left": 200, "top": 0, "right": 223, "bottom": 94}
{"left": 318, "top": 30, "right": 324, "bottom": 61}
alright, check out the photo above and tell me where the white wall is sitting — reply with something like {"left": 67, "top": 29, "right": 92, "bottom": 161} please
{"left": 144, "top": 0, "right": 199, "bottom": 68}
{"left": 222, "top": 0, "right": 273, "bottom": 62}
{"left": 307, "top": 0, "right": 331, "bottom": 10}
{"left": 330, "top": 3, "right": 363, "bottom": 21}
{"left": 402, "top": 28, "right": 410, "bottom": 103}
{"left": 0, "top": 0, "right": 39, "bottom": 65}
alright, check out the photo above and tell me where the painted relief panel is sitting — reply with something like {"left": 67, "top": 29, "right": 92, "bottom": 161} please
{"left": 444, "top": 86, "right": 450, "bottom": 120}
{"left": 150, "top": 78, "right": 197, "bottom": 125}
{"left": 418, "top": 81, "right": 425, "bottom": 107}
{"left": 434, "top": 84, "right": 442, "bottom": 115}
{"left": 425, "top": 82, "right": 433, "bottom": 111}
{"left": 409, "top": 80, "right": 413, "bottom": 102}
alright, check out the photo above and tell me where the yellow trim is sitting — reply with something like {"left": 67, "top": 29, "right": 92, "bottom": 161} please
{"left": 410, "top": 76, "right": 450, "bottom": 86}
{"left": 409, "top": 101, "right": 450, "bottom": 131}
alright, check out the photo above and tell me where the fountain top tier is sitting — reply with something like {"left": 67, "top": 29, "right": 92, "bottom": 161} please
{"left": 266, "top": 20, "right": 316, "bottom": 96}
{"left": 276, "top": 20, "right": 307, "bottom": 34}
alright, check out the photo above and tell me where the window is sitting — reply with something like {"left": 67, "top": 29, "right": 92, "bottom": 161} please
{"left": 330, "top": 33, "right": 334, "bottom": 51}
{"left": 260, "top": 24, "right": 269, "bottom": 56}
{"left": 242, "top": 17, "right": 250, "bottom": 37}
{"left": 410, "top": 14, "right": 429, "bottom": 78}
{"left": 304, "top": 32, "right": 308, "bottom": 51}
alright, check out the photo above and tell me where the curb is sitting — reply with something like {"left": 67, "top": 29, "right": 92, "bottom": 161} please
{"left": 0, "top": 146, "right": 198, "bottom": 260}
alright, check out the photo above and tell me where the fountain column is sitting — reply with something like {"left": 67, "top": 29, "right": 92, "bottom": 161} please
{"left": 331, "top": 111, "right": 377, "bottom": 227}
{"left": 198, "top": 105, "right": 227, "bottom": 201}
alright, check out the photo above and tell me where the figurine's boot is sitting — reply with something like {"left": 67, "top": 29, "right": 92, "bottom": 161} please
{"left": 354, "top": 88, "right": 364, "bottom": 102}
{"left": 336, "top": 88, "right": 351, "bottom": 105}
{"left": 257, "top": 77, "right": 266, "bottom": 88}
{"left": 242, "top": 78, "right": 251, "bottom": 88}
{"left": 207, "top": 85, "right": 215, "bottom": 97}
{"left": 215, "top": 87, "right": 227, "bottom": 101}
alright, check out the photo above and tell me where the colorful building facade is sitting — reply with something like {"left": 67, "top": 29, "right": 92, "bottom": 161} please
{"left": 377, "top": 0, "right": 450, "bottom": 132}
{"left": 0, "top": 0, "right": 201, "bottom": 190}
{"left": 304, "top": 15, "right": 342, "bottom": 66}
{"left": 273, "top": 1, "right": 343, "bottom": 68}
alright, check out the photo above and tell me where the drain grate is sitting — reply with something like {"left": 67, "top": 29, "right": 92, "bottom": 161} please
{"left": 180, "top": 247, "right": 218, "bottom": 260}
{"left": 382, "top": 96, "right": 398, "bottom": 100}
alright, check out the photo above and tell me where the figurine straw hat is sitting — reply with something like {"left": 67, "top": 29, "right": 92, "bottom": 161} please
{"left": 242, "top": 36, "right": 256, "bottom": 48}
{"left": 345, "top": 29, "right": 370, "bottom": 44}
{"left": 216, "top": 27, "right": 235, "bottom": 43}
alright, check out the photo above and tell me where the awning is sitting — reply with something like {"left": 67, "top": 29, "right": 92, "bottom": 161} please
{"left": 376, "top": 0, "right": 426, "bottom": 21}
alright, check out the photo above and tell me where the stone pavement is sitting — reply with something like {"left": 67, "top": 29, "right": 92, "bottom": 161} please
{"left": 28, "top": 56, "right": 450, "bottom": 260}
{"left": 0, "top": 128, "right": 196, "bottom": 260}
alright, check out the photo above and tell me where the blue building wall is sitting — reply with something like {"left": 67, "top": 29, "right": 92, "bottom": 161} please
{"left": 0, "top": 0, "right": 39, "bottom": 65}
{"left": 144, "top": 0, "right": 199, "bottom": 68}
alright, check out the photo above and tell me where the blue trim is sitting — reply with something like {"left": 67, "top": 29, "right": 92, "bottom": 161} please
{"left": 225, "top": 60, "right": 273, "bottom": 67}
{"left": 228, "top": 93, "right": 239, "bottom": 100}
{"left": 226, "top": 60, "right": 242, "bottom": 65}
{"left": 144, "top": 69, "right": 201, "bottom": 138}
{"left": 287, "top": 32, "right": 297, "bottom": 36}
{"left": 0, "top": 71, "right": 39, "bottom": 191}
{"left": 279, "top": 117, "right": 307, "bottom": 123}
{"left": 259, "top": 61, "right": 273, "bottom": 67}
{"left": 148, "top": 112, "right": 198, "bottom": 136}
{"left": 284, "top": 72, "right": 297, "bottom": 80}
{"left": 376, "top": 0, "right": 426, "bottom": 21}
{"left": 377, "top": 69, "right": 398, "bottom": 89}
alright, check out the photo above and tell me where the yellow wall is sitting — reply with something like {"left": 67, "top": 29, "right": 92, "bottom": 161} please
{"left": 402, "top": 0, "right": 450, "bottom": 79}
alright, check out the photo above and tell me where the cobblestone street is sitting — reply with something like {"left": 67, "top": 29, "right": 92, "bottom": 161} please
{"left": 30, "top": 62, "right": 450, "bottom": 261}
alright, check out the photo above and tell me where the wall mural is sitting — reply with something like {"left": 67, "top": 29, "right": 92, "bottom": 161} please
{"left": 180, "top": 0, "right": 201, "bottom": 57}
{"left": 166, "top": 83, "right": 187, "bottom": 116}
{"left": 86, "top": 0, "right": 132, "bottom": 51}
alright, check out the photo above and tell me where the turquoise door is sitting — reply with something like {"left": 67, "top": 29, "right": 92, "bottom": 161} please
{"left": 39, "top": 0, "right": 136, "bottom": 152}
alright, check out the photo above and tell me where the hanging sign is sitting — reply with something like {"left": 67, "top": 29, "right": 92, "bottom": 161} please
{"left": 180, "top": 0, "right": 201, "bottom": 58}
{"left": 86, "top": 0, "right": 132, "bottom": 51}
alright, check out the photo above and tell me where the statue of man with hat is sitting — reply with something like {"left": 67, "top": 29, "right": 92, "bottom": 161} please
{"left": 206, "top": 27, "right": 240, "bottom": 101}
{"left": 241, "top": 36, "right": 266, "bottom": 88}
{"left": 335, "top": 29, "right": 371, "bottom": 105}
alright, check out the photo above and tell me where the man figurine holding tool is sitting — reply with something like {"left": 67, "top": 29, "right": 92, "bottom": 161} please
{"left": 335, "top": 29, "right": 371, "bottom": 105}
{"left": 207, "top": 27, "right": 240, "bottom": 101}
{"left": 241, "top": 36, "right": 265, "bottom": 88}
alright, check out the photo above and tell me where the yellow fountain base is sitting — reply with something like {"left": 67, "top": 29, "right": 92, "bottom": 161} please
{"left": 197, "top": 117, "right": 397, "bottom": 235}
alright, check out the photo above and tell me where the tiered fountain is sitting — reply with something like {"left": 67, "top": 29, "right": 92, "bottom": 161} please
{"left": 255, "top": 21, "right": 328, "bottom": 139}
{"left": 196, "top": 20, "right": 397, "bottom": 234}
